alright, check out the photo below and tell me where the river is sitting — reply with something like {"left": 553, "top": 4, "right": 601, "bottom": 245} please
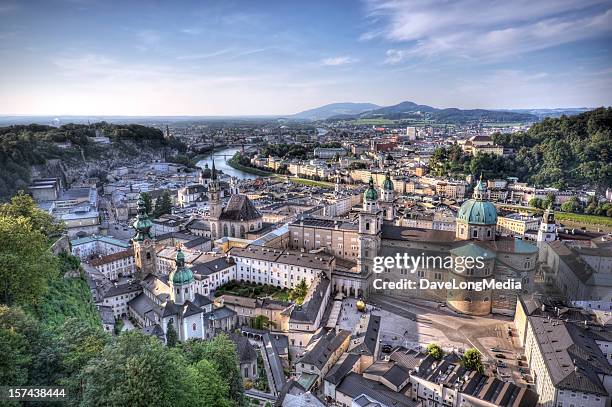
{"left": 196, "top": 147, "right": 259, "bottom": 180}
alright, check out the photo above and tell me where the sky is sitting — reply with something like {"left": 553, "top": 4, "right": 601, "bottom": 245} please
{"left": 0, "top": 0, "right": 611, "bottom": 116}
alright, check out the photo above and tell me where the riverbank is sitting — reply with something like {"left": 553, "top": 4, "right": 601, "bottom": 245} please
{"left": 226, "top": 156, "right": 274, "bottom": 177}
{"left": 288, "top": 177, "right": 335, "bottom": 189}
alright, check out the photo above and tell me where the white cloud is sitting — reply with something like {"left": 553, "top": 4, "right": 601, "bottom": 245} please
{"left": 361, "top": 0, "right": 612, "bottom": 62}
{"left": 320, "top": 56, "right": 357, "bottom": 66}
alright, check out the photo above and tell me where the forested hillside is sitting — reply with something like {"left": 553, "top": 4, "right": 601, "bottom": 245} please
{"left": 429, "top": 108, "right": 612, "bottom": 190}
{"left": 0, "top": 122, "right": 185, "bottom": 200}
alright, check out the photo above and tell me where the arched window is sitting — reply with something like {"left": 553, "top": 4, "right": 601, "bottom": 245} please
{"left": 192, "top": 323, "right": 197, "bottom": 331}
{"left": 472, "top": 229, "right": 478, "bottom": 238}
{"left": 366, "top": 222, "right": 370, "bottom": 230}
{"left": 146, "top": 252, "right": 151, "bottom": 260}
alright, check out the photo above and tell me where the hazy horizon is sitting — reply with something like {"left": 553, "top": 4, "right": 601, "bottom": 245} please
{"left": 1, "top": 0, "right": 611, "bottom": 116}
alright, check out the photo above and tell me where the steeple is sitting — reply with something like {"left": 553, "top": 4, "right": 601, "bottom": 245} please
{"left": 132, "top": 193, "right": 154, "bottom": 242}
{"left": 537, "top": 203, "right": 557, "bottom": 244}
{"left": 169, "top": 247, "right": 194, "bottom": 304}
{"left": 473, "top": 174, "right": 487, "bottom": 200}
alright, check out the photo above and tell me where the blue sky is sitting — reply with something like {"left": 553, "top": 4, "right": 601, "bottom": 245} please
{"left": 0, "top": 0, "right": 611, "bottom": 115}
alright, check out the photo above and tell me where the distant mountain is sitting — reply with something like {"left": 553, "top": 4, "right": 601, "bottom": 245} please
{"left": 504, "top": 108, "right": 593, "bottom": 119}
{"left": 291, "top": 102, "right": 380, "bottom": 120}
{"left": 323, "top": 100, "right": 539, "bottom": 123}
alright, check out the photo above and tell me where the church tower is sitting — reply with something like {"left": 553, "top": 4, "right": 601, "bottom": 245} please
{"left": 380, "top": 172, "right": 395, "bottom": 221}
{"left": 208, "top": 160, "right": 222, "bottom": 239}
{"left": 169, "top": 248, "right": 195, "bottom": 305}
{"left": 358, "top": 176, "right": 382, "bottom": 279}
{"left": 537, "top": 204, "right": 557, "bottom": 245}
{"left": 229, "top": 177, "right": 240, "bottom": 195}
{"left": 132, "top": 193, "right": 157, "bottom": 278}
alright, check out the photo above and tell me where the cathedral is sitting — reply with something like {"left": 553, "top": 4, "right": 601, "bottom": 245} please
{"left": 206, "top": 160, "right": 263, "bottom": 240}
{"left": 177, "top": 159, "right": 264, "bottom": 239}
{"left": 289, "top": 175, "right": 539, "bottom": 316}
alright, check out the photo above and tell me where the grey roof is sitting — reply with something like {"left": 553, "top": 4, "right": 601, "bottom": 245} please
{"left": 191, "top": 258, "right": 234, "bottom": 276}
{"left": 103, "top": 281, "right": 142, "bottom": 298}
{"left": 193, "top": 293, "right": 213, "bottom": 307}
{"left": 299, "top": 329, "right": 351, "bottom": 370}
{"left": 210, "top": 306, "right": 236, "bottom": 320}
{"left": 349, "top": 315, "right": 381, "bottom": 357}
{"left": 529, "top": 316, "right": 612, "bottom": 395}
{"left": 181, "top": 301, "right": 204, "bottom": 318}
{"left": 128, "top": 292, "right": 161, "bottom": 320}
{"left": 219, "top": 194, "right": 262, "bottom": 221}
{"left": 381, "top": 364, "right": 410, "bottom": 389}
{"left": 336, "top": 373, "right": 418, "bottom": 407}
{"left": 290, "top": 276, "right": 331, "bottom": 324}
{"left": 229, "top": 333, "right": 257, "bottom": 364}
{"left": 263, "top": 332, "right": 287, "bottom": 394}
{"left": 324, "top": 353, "right": 361, "bottom": 385}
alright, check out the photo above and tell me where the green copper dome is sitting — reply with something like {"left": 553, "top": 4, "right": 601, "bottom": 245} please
{"left": 170, "top": 249, "right": 194, "bottom": 285}
{"left": 364, "top": 176, "right": 378, "bottom": 201}
{"left": 383, "top": 172, "right": 394, "bottom": 191}
{"left": 457, "top": 178, "right": 497, "bottom": 225}
{"left": 132, "top": 194, "right": 154, "bottom": 241}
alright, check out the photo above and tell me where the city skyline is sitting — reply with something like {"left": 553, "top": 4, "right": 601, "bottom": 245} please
{"left": 1, "top": 0, "right": 611, "bottom": 115}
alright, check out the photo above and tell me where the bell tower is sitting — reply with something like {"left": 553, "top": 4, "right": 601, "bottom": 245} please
{"left": 208, "top": 160, "right": 223, "bottom": 239}
{"left": 358, "top": 176, "right": 382, "bottom": 276}
{"left": 380, "top": 172, "right": 395, "bottom": 221}
{"left": 131, "top": 193, "right": 157, "bottom": 278}
{"left": 537, "top": 204, "right": 557, "bottom": 245}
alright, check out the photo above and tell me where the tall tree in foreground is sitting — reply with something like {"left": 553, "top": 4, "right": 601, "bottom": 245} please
{"left": 180, "top": 335, "right": 245, "bottom": 407}
{"left": 0, "top": 215, "right": 58, "bottom": 306}
{"left": 81, "top": 331, "right": 204, "bottom": 407}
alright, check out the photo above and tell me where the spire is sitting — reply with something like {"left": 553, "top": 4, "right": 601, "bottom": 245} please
{"left": 211, "top": 159, "right": 217, "bottom": 181}
{"left": 383, "top": 171, "right": 394, "bottom": 191}
{"left": 473, "top": 176, "right": 487, "bottom": 200}
{"left": 175, "top": 247, "right": 185, "bottom": 268}
{"left": 132, "top": 193, "right": 154, "bottom": 241}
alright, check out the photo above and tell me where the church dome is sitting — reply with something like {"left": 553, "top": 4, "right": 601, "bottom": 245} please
{"left": 364, "top": 176, "right": 378, "bottom": 201}
{"left": 383, "top": 172, "right": 394, "bottom": 191}
{"left": 171, "top": 249, "right": 194, "bottom": 285}
{"left": 457, "top": 178, "right": 497, "bottom": 225}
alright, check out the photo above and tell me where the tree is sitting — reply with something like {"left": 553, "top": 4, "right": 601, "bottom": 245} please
{"left": 141, "top": 192, "right": 153, "bottom": 215}
{"left": 0, "top": 215, "right": 58, "bottom": 306}
{"left": 291, "top": 279, "right": 309, "bottom": 305}
{"left": 166, "top": 320, "right": 178, "bottom": 347}
{"left": 462, "top": 348, "right": 484, "bottom": 373}
{"left": 81, "top": 331, "right": 203, "bottom": 407}
{"left": 154, "top": 190, "right": 173, "bottom": 218}
{"left": 542, "top": 192, "right": 555, "bottom": 209}
{"left": 561, "top": 196, "right": 582, "bottom": 214}
{"left": 0, "top": 191, "right": 64, "bottom": 236}
{"left": 528, "top": 197, "right": 543, "bottom": 209}
{"left": 180, "top": 335, "right": 245, "bottom": 407}
{"left": 252, "top": 315, "right": 270, "bottom": 330}
{"left": 193, "top": 359, "right": 232, "bottom": 407}
{"left": 426, "top": 343, "right": 444, "bottom": 360}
